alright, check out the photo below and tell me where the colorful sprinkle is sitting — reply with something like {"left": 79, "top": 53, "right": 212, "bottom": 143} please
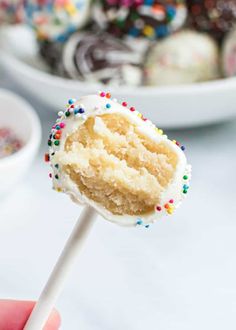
{"left": 136, "top": 218, "right": 143, "bottom": 225}
{"left": 106, "top": 103, "right": 111, "bottom": 109}
{"left": 44, "top": 153, "right": 50, "bottom": 162}
{"left": 68, "top": 98, "right": 76, "bottom": 105}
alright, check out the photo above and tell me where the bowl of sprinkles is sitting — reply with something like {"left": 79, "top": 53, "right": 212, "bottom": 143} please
{"left": 0, "top": 88, "right": 41, "bottom": 195}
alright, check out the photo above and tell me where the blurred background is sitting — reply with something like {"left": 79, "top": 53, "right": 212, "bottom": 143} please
{"left": 0, "top": 0, "right": 236, "bottom": 329}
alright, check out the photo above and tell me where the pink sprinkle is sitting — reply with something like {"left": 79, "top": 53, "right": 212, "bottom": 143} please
{"left": 60, "top": 122, "right": 65, "bottom": 128}
{"left": 169, "top": 199, "right": 174, "bottom": 204}
{"left": 100, "top": 92, "right": 106, "bottom": 97}
{"left": 52, "top": 125, "right": 56, "bottom": 129}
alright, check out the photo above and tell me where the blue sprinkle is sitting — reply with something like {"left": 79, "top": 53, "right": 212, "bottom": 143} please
{"left": 68, "top": 99, "right": 75, "bottom": 105}
{"left": 128, "top": 27, "right": 140, "bottom": 37}
{"left": 56, "top": 34, "right": 68, "bottom": 43}
{"left": 74, "top": 108, "right": 80, "bottom": 115}
{"left": 166, "top": 5, "right": 176, "bottom": 19}
{"left": 155, "top": 25, "right": 169, "bottom": 38}
{"left": 144, "top": 0, "right": 154, "bottom": 5}
{"left": 181, "top": 146, "right": 185, "bottom": 151}
{"left": 56, "top": 125, "right": 60, "bottom": 130}
{"left": 136, "top": 218, "right": 143, "bottom": 225}
{"left": 78, "top": 108, "right": 85, "bottom": 114}
{"left": 106, "top": 103, "right": 111, "bottom": 109}
{"left": 55, "top": 164, "right": 59, "bottom": 169}
{"left": 145, "top": 224, "right": 150, "bottom": 228}
{"left": 183, "top": 184, "right": 189, "bottom": 190}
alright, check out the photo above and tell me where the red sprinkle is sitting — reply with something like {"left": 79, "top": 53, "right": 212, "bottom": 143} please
{"left": 164, "top": 204, "right": 169, "bottom": 209}
{"left": 122, "top": 102, "right": 127, "bottom": 107}
{"left": 169, "top": 199, "right": 174, "bottom": 204}
{"left": 49, "top": 173, "right": 52, "bottom": 178}
{"left": 156, "top": 206, "right": 162, "bottom": 211}
{"left": 44, "top": 153, "right": 50, "bottom": 162}
{"left": 130, "top": 107, "right": 135, "bottom": 112}
{"left": 55, "top": 133, "right": 61, "bottom": 140}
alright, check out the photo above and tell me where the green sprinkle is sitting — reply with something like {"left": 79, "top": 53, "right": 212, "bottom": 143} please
{"left": 65, "top": 111, "right": 70, "bottom": 117}
{"left": 48, "top": 140, "right": 52, "bottom": 146}
{"left": 55, "top": 174, "right": 59, "bottom": 179}
{"left": 183, "top": 190, "right": 188, "bottom": 194}
{"left": 183, "top": 175, "right": 188, "bottom": 180}
{"left": 54, "top": 140, "right": 60, "bottom": 146}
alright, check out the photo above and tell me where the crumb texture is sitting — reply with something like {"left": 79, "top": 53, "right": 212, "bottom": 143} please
{"left": 62, "top": 113, "right": 177, "bottom": 215}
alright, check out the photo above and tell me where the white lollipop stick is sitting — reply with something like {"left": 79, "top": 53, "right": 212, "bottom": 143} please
{"left": 24, "top": 206, "right": 97, "bottom": 330}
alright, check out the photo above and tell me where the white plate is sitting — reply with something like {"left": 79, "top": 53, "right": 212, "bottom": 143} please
{"left": 0, "top": 25, "right": 236, "bottom": 128}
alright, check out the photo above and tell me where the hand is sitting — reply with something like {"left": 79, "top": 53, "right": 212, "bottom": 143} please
{"left": 0, "top": 300, "right": 61, "bottom": 330}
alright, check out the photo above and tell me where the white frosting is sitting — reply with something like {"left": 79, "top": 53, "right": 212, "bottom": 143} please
{"left": 145, "top": 30, "right": 220, "bottom": 85}
{"left": 48, "top": 94, "right": 191, "bottom": 227}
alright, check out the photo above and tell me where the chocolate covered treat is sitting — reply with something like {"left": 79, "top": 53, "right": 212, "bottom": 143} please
{"left": 92, "top": 0, "right": 187, "bottom": 40}
{"left": 187, "top": 0, "right": 236, "bottom": 42}
{"left": 63, "top": 32, "right": 143, "bottom": 85}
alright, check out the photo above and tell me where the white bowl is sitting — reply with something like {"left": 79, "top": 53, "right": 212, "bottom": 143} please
{"left": 0, "top": 25, "right": 236, "bottom": 128}
{"left": 0, "top": 88, "right": 41, "bottom": 195}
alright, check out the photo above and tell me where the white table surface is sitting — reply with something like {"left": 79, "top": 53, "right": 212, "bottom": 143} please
{"left": 0, "top": 73, "right": 236, "bottom": 330}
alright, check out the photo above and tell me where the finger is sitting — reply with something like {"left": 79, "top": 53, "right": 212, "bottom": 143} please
{"left": 0, "top": 300, "right": 61, "bottom": 330}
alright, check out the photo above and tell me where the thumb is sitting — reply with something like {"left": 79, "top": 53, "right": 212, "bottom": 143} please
{"left": 0, "top": 300, "right": 61, "bottom": 330}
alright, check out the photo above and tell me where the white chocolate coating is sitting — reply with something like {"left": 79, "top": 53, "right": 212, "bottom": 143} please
{"left": 222, "top": 28, "right": 236, "bottom": 77}
{"left": 48, "top": 94, "right": 191, "bottom": 227}
{"left": 145, "top": 30, "right": 220, "bottom": 86}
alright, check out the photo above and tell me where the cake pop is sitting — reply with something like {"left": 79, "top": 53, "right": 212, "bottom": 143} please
{"left": 144, "top": 30, "right": 220, "bottom": 85}
{"left": 46, "top": 93, "right": 191, "bottom": 226}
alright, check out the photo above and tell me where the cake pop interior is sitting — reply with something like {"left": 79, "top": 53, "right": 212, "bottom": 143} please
{"left": 62, "top": 113, "right": 178, "bottom": 215}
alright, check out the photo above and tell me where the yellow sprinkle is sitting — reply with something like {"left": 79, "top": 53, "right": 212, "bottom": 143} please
{"left": 172, "top": 140, "right": 176, "bottom": 144}
{"left": 56, "top": 187, "right": 62, "bottom": 192}
{"left": 143, "top": 25, "right": 154, "bottom": 37}
{"left": 137, "top": 113, "right": 142, "bottom": 118}
{"left": 65, "top": 3, "right": 77, "bottom": 15}
{"left": 167, "top": 208, "right": 174, "bottom": 215}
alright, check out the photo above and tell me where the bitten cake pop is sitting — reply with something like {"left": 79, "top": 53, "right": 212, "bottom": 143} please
{"left": 187, "top": 0, "right": 236, "bottom": 42}
{"left": 46, "top": 93, "right": 191, "bottom": 227}
{"left": 24, "top": 0, "right": 91, "bottom": 42}
{"left": 24, "top": 93, "right": 191, "bottom": 330}
{"left": 144, "top": 30, "right": 220, "bottom": 86}
{"left": 63, "top": 32, "right": 143, "bottom": 85}
{"left": 92, "top": 0, "right": 187, "bottom": 40}
{"left": 222, "top": 28, "right": 236, "bottom": 77}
